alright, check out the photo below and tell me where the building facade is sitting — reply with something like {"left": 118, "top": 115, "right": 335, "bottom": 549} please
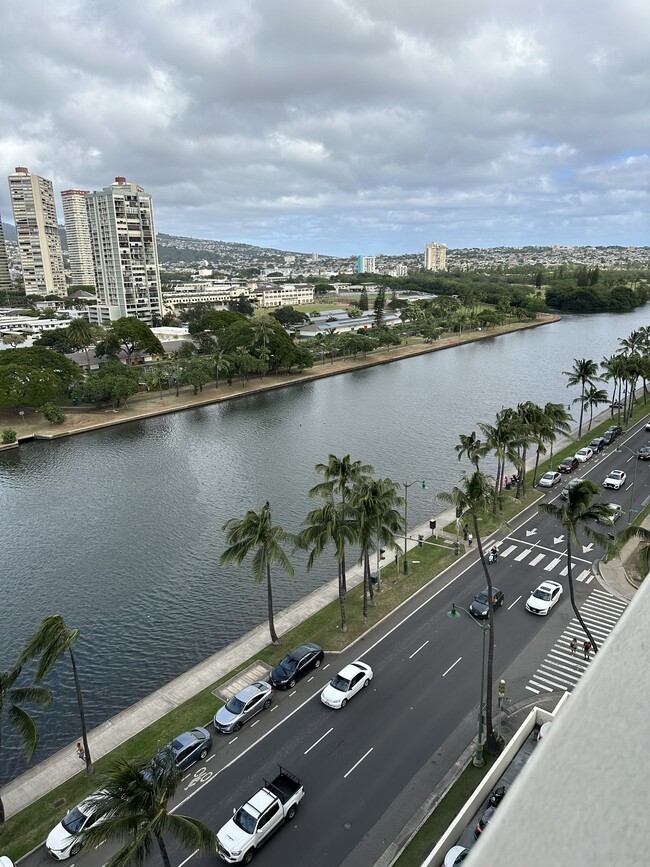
{"left": 86, "top": 177, "right": 163, "bottom": 323}
{"left": 424, "top": 242, "right": 447, "bottom": 272}
{"left": 8, "top": 166, "right": 66, "bottom": 297}
{"left": 357, "top": 255, "right": 376, "bottom": 273}
{"left": 0, "top": 215, "right": 10, "bottom": 294}
{"left": 61, "top": 189, "right": 96, "bottom": 288}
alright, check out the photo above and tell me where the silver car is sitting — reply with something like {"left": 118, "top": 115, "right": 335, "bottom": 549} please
{"left": 214, "top": 681, "right": 274, "bottom": 733}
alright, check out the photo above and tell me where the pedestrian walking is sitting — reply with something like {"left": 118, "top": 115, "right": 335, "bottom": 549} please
{"left": 504, "top": 475, "right": 509, "bottom": 488}
{"left": 468, "top": 533, "right": 473, "bottom": 547}
{"left": 583, "top": 640, "right": 592, "bottom": 660}
{"left": 463, "top": 524, "right": 468, "bottom": 541}
{"left": 569, "top": 637, "right": 578, "bottom": 655}
{"left": 76, "top": 742, "right": 86, "bottom": 762}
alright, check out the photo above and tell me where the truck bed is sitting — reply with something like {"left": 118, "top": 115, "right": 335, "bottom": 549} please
{"left": 265, "top": 767, "right": 303, "bottom": 803}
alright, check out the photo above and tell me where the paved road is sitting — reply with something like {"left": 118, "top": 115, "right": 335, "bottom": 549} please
{"left": 28, "top": 421, "right": 648, "bottom": 867}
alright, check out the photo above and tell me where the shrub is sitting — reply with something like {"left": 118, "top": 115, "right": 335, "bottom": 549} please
{"left": 41, "top": 402, "right": 66, "bottom": 424}
{"left": 2, "top": 428, "right": 17, "bottom": 444}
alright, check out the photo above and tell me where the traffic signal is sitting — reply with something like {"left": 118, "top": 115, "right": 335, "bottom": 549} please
{"left": 418, "top": 534, "right": 424, "bottom": 547}
{"left": 455, "top": 505, "right": 463, "bottom": 518}
{"left": 379, "top": 548, "right": 386, "bottom": 560}
{"left": 429, "top": 519, "right": 437, "bottom": 530}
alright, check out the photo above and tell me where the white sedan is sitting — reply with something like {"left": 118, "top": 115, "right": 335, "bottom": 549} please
{"left": 539, "top": 471, "right": 562, "bottom": 488}
{"left": 603, "top": 470, "right": 627, "bottom": 490}
{"left": 46, "top": 793, "right": 106, "bottom": 859}
{"left": 525, "top": 580, "right": 563, "bottom": 615}
{"left": 575, "top": 447, "right": 594, "bottom": 463}
{"left": 321, "top": 660, "right": 373, "bottom": 708}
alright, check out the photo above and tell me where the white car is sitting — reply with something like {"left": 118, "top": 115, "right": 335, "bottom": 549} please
{"left": 444, "top": 846, "right": 470, "bottom": 866}
{"left": 539, "top": 471, "right": 562, "bottom": 488}
{"left": 575, "top": 447, "right": 593, "bottom": 463}
{"left": 0, "top": 858, "right": 16, "bottom": 867}
{"left": 525, "top": 580, "right": 563, "bottom": 615}
{"left": 46, "top": 793, "right": 106, "bottom": 860}
{"left": 321, "top": 660, "right": 373, "bottom": 708}
{"left": 597, "top": 503, "right": 623, "bottom": 525}
{"left": 603, "top": 470, "right": 627, "bottom": 490}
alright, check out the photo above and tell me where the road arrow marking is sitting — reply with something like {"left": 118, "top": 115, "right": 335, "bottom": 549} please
{"left": 554, "top": 535, "right": 565, "bottom": 544}
{"left": 583, "top": 543, "right": 594, "bottom": 553}
{"left": 526, "top": 529, "right": 538, "bottom": 537}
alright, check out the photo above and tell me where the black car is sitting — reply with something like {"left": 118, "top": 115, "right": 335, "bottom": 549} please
{"left": 589, "top": 437, "right": 605, "bottom": 453}
{"left": 600, "top": 429, "right": 615, "bottom": 445}
{"left": 469, "top": 588, "right": 504, "bottom": 618}
{"left": 270, "top": 642, "right": 324, "bottom": 689}
{"left": 474, "top": 805, "right": 497, "bottom": 838}
{"left": 606, "top": 424, "right": 623, "bottom": 439}
{"left": 558, "top": 456, "right": 579, "bottom": 473}
{"left": 638, "top": 446, "right": 650, "bottom": 461}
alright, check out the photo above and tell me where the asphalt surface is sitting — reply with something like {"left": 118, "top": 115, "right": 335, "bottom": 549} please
{"left": 26, "top": 418, "right": 649, "bottom": 867}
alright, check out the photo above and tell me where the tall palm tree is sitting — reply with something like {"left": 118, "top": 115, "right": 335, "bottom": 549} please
{"left": 299, "top": 498, "right": 356, "bottom": 632}
{"left": 515, "top": 401, "right": 546, "bottom": 496}
{"left": 79, "top": 751, "right": 214, "bottom": 867}
{"left": 309, "top": 455, "right": 374, "bottom": 599}
{"left": 581, "top": 384, "right": 610, "bottom": 431}
{"left": 221, "top": 502, "right": 294, "bottom": 645}
{"left": 479, "top": 408, "right": 523, "bottom": 502}
{"left": 66, "top": 319, "right": 97, "bottom": 371}
{"left": 439, "top": 470, "right": 505, "bottom": 754}
{"left": 454, "top": 431, "right": 487, "bottom": 469}
{"left": 563, "top": 358, "right": 601, "bottom": 437}
{"left": 18, "top": 615, "right": 93, "bottom": 775}
{"left": 211, "top": 349, "right": 231, "bottom": 389}
{"left": 601, "top": 353, "right": 626, "bottom": 414}
{"left": 537, "top": 481, "right": 650, "bottom": 651}
{"left": 0, "top": 664, "right": 52, "bottom": 830}
{"left": 540, "top": 402, "right": 573, "bottom": 470}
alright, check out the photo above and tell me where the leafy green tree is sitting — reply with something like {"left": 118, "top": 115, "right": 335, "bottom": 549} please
{"left": 182, "top": 358, "right": 212, "bottom": 394}
{"left": 228, "top": 294, "right": 255, "bottom": 316}
{"left": 270, "top": 306, "right": 309, "bottom": 327}
{"left": 0, "top": 364, "right": 69, "bottom": 408}
{"left": 107, "top": 318, "right": 164, "bottom": 365}
{"left": 314, "top": 283, "right": 331, "bottom": 297}
{"left": 0, "top": 347, "right": 81, "bottom": 393}
{"left": 0, "top": 661, "right": 52, "bottom": 830}
{"left": 211, "top": 349, "right": 231, "bottom": 388}
{"left": 359, "top": 288, "right": 369, "bottom": 311}
{"left": 1, "top": 428, "right": 17, "bottom": 444}
{"left": 75, "top": 362, "right": 139, "bottom": 408}
{"left": 18, "top": 615, "right": 93, "bottom": 775}
{"left": 41, "top": 402, "right": 66, "bottom": 424}
{"left": 144, "top": 366, "right": 168, "bottom": 400}
{"left": 563, "top": 358, "right": 601, "bottom": 437}
{"left": 79, "top": 751, "right": 215, "bottom": 867}
{"left": 33, "top": 328, "right": 75, "bottom": 353}
{"left": 66, "top": 319, "right": 97, "bottom": 370}
{"left": 221, "top": 502, "right": 294, "bottom": 645}
{"left": 3, "top": 333, "right": 27, "bottom": 349}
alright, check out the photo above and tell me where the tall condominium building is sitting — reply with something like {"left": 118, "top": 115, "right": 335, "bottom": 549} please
{"left": 357, "top": 255, "right": 376, "bottom": 273}
{"left": 0, "top": 215, "right": 10, "bottom": 294}
{"left": 8, "top": 166, "right": 66, "bottom": 297}
{"left": 86, "top": 177, "right": 163, "bottom": 323}
{"left": 424, "top": 242, "right": 447, "bottom": 272}
{"left": 61, "top": 189, "right": 96, "bottom": 288}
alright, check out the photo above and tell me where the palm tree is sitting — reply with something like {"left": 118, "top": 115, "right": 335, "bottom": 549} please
{"left": 581, "top": 384, "right": 610, "bottom": 431}
{"left": 601, "top": 353, "right": 626, "bottom": 414}
{"left": 299, "top": 498, "right": 357, "bottom": 632}
{"left": 309, "top": 455, "right": 374, "bottom": 599}
{"left": 211, "top": 349, "right": 231, "bottom": 389}
{"left": 438, "top": 470, "right": 505, "bottom": 754}
{"left": 144, "top": 366, "right": 167, "bottom": 400}
{"left": 66, "top": 319, "right": 97, "bottom": 371}
{"left": 537, "top": 481, "right": 648, "bottom": 651}
{"left": 18, "top": 615, "right": 93, "bottom": 775}
{"left": 515, "top": 401, "right": 546, "bottom": 497}
{"left": 79, "top": 751, "right": 214, "bottom": 867}
{"left": 479, "top": 409, "right": 524, "bottom": 503}
{"left": 221, "top": 502, "right": 294, "bottom": 645}
{"left": 563, "top": 358, "right": 601, "bottom": 437}
{"left": 454, "top": 431, "right": 487, "bottom": 469}
{"left": 0, "top": 663, "right": 52, "bottom": 830}
{"left": 540, "top": 402, "right": 573, "bottom": 471}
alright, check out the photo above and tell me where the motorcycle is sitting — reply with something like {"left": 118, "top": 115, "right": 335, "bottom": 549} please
{"left": 488, "top": 550, "right": 498, "bottom": 564}
{"left": 488, "top": 785, "right": 506, "bottom": 808}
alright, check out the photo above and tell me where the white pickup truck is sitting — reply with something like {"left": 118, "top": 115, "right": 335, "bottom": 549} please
{"left": 216, "top": 767, "right": 304, "bottom": 864}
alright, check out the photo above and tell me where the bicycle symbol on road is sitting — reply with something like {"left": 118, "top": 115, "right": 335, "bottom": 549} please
{"left": 184, "top": 766, "right": 214, "bottom": 790}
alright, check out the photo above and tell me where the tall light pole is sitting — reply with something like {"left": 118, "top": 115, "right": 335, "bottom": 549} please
{"left": 402, "top": 480, "right": 425, "bottom": 575}
{"left": 448, "top": 603, "right": 489, "bottom": 767}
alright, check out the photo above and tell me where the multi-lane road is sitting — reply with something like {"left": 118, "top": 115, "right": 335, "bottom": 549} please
{"left": 30, "top": 419, "right": 649, "bottom": 867}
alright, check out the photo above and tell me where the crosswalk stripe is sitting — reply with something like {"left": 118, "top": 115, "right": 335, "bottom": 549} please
{"left": 540, "top": 662, "right": 581, "bottom": 682}
{"left": 544, "top": 557, "right": 562, "bottom": 571}
{"left": 515, "top": 548, "right": 532, "bottom": 561}
{"left": 526, "top": 685, "right": 541, "bottom": 694}
{"left": 531, "top": 672, "right": 570, "bottom": 690}
{"left": 529, "top": 680, "right": 553, "bottom": 692}
{"left": 590, "top": 589, "right": 627, "bottom": 608}
{"left": 529, "top": 553, "right": 545, "bottom": 566}
{"left": 500, "top": 544, "right": 517, "bottom": 557}
{"left": 575, "top": 569, "right": 591, "bottom": 582}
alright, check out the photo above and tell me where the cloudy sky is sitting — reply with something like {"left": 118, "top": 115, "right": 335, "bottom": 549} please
{"left": 1, "top": 0, "right": 648, "bottom": 256}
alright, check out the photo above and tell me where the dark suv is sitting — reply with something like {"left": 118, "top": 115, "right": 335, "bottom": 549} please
{"left": 600, "top": 430, "right": 615, "bottom": 445}
{"left": 589, "top": 437, "right": 606, "bottom": 453}
{"left": 606, "top": 424, "right": 623, "bottom": 440}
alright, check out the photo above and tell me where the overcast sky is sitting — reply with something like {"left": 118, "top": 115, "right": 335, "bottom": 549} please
{"left": 1, "top": 0, "right": 649, "bottom": 256}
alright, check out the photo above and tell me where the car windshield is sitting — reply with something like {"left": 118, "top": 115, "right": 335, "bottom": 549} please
{"left": 475, "top": 592, "right": 489, "bottom": 605}
{"left": 277, "top": 656, "right": 298, "bottom": 674}
{"left": 61, "top": 806, "right": 86, "bottom": 834}
{"left": 533, "top": 588, "right": 551, "bottom": 601}
{"left": 233, "top": 806, "right": 257, "bottom": 835}
{"left": 225, "top": 696, "right": 246, "bottom": 714}
{"left": 542, "top": 474, "right": 554, "bottom": 480}
{"left": 330, "top": 674, "right": 351, "bottom": 692}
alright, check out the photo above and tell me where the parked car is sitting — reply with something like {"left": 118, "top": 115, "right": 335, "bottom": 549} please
{"left": 469, "top": 587, "right": 504, "bottom": 618}
{"left": 474, "top": 805, "right": 497, "bottom": 838}
{"left": 270, "top": 642, "right": 324, "bottom": 689}
{"left": 603, "top": 470, "right": 627, "bottom": 490}
{"left": 638, "top": 446, "right": 650, "bottom": 461}
{"left": 589, "top": 437, "right": 606, "bottom": 453}
{"left": 525, "top": 580, "right": 563, "bottom": 615}
{"left": 321, "top": 660, "right": 373, "bottom": 708}
{"left": 575, "top": 446, "right": 594, "bottom": 463}
{"left": 560, "top": 477, "right": 585, "bottom": 500}
{"left": 539, "top": 470, "right": 562, "bottom": 488}
{"left": 597, "top": 503, "right": 623, "bottom": 525}
{"left": 645, "top": 421, "right": 650, "bottom": 432}
{"left": 444, "top": 846, "right": 471, "bottom": 866}
{"left": 46, "top": 793, "right": 107, "bottom": 860}
{"left": 214, "top": 681, "right": 274, "bottom": 733}
{"left": 168, "top": 727, "right": 212, "bottom": 769}
{"left": 0, "top": 858, "right": 15, "bottom": 867}
{"left": 600, "top": 430, "right": 615, "bottom": 445}
{"left": 558, "top": 456, "right": 579, "bottom": 473}
{"left": 605, "top": 424, "right": 623, "bottom": 439}
{"left": 537, "top": 721, "right": 553, "bottom": 741}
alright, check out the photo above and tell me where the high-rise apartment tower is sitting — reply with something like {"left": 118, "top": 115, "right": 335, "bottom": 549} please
{"left": 8, "top": 166, "right": 66, "bottom": 296}
{"left": 85, "top": 177, "right": 163, "bottom": 323}
{"left": 424, "top": 242, "right": 447, "bottom": 272}
{"left": 61, "top": 189, "right": 95, "bottom": 288}
{"left": 0, "top": 216, "right": 10, "bottom": 294}
{"left": 357, "top": 255, "right": 376, "bottom": 274}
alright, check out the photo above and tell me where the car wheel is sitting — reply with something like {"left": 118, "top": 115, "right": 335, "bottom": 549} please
{"left": 263, "top": 698, "right": 272, "bottom": 709}
{"left": 286, "top": 805, "right": 297, "bottom": 821}
{"left": 499, "top": 597, "right": 504, "bottom": 607}
{"left": 199, "top": 748, "right": 209, "bottom": 759}
{"left": 288, "top": 678, "right": 296, "bottom": 689}
{"left": 341, "top": 698, "right": 347, "bottom": 707}
{"left": 363, "top": 678, "right": 371, "bottom": 688}
{"left": 70, "top": 843, "right": 83, "bottom": 857}
{"left": 234, "top": 721, "right": 242, "bottom": 732}
{"left": 314, "top": 659, "right": 321, "bottom": 668}
{"left": 243, "top": 847, "right": 255, "bottom": 864}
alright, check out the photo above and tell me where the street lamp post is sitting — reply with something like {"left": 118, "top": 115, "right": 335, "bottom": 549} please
{"left": 448, "top": 603, "right": 489, "bottom": 767}
{"left": 403, "top": 480, "right": 426, "bottom": 575}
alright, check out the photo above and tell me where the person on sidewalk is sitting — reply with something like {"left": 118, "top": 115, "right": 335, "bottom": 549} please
{"left": 569, "top": 637, "right": 578, "bottom": 655}
{"left": 583, "top": 641, "right": 592, "bottom": 660}
{"left": 463, "top": 524, "right": 468, "bottom": 541}
{"left": 468, "top": 533, "right": 473, "bottom": 547}
{"left": 76, "top": 742, "right": 85, "bottom": 762}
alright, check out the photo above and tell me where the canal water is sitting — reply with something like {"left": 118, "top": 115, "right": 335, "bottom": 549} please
{"left": 1, "top": 309, "right": 647, "bottom": 782}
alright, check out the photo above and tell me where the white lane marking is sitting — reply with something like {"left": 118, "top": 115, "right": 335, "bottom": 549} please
{"left": 206, "top": 754, "right": 216, "bottom": 762}
{"left": 500, "top": 544, "right": 517, "bottom": 557}
{"left": 323, "top": 663, "right": 331, "bottom": 670}
{"left": 409, "top": 640, "right": 430, "bottom": 659}
{"left": 344, "top": 747, "right": 374, "bottom": 779}
{"left": 250, "top": 720, "right": 260, "bottom": 728}
{"left": 307, "top": 676, "right": 315, "bottom": 682}
{"left": 289, "top": 690, "right": 297, "bottom": 697}
{"left": 270, "top": 706, "right": 278, "bottom": 712}
{"left": 528, "top": 680, "right": 553, "bottom": 692}
{"left": 178, "top": 849, "right": 199, "bottom": 867}
{"left": 526, "top": 685, "right": 540, "bottom": 694}
{"left": 575, "top": 569, "right": 591, "bottom": 582}
{"left": 544, "top": 557, "right": 562, "bottom": 571}
{"left": 507, "top": 595, "right": 522, "bottom": 610}
{"left": 515, "top": 549, "right": 532, "bottom": 561}
{"left": 227, "top": 736, "right": 239, "bottom": 745}
{"left": 304, "top": 727, "right": 334, "bottom": 755}
{"left": 442, "top": 657, "right": 462, "bottom": 677}
{"left": 529, "top": 553, "right": 545, "bottom": 566}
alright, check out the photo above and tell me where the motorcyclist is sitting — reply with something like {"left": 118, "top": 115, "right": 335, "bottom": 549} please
{"left": 489, "top": 546, "right": 498, "bottom": 562}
